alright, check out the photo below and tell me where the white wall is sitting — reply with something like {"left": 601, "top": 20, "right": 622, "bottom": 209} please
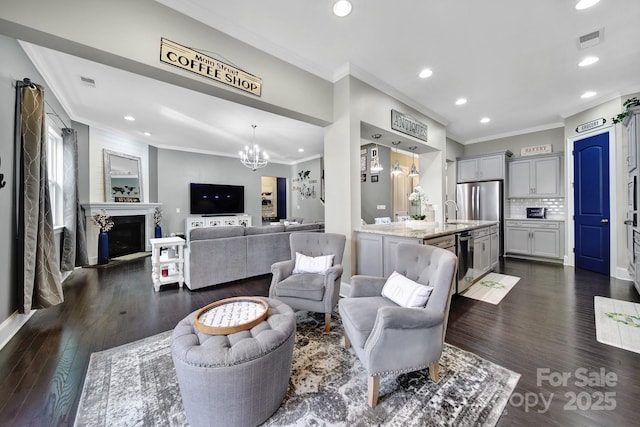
{"left": 89, "top": 127, "right": 150, "bottom": 203}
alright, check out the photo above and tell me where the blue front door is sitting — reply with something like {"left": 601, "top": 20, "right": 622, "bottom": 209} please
{"left": 574, "top": 132, "right": 610, "bottom": 275}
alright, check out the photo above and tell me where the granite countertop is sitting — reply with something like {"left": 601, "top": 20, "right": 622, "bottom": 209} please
{"left": 356, "top": 220, "right": 498, "bottom": 240}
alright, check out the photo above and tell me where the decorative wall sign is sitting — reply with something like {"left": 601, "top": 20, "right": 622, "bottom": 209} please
{"left": 370, "top": 147, "right": 378, "bottom": 158}
{"left": 361, "top": 173, "right": 366, "bottom": 182}
{"left": 576, "top": 118, "right": 606, "bottom": 133}
{"left": 391, "top": 109, "right": 428, "bottom": 142}
{"left": 521, "top": 144, "right": 552, "bottom": 156}
{"left": 160, "top": 38, "right": 262, "bottom": 96}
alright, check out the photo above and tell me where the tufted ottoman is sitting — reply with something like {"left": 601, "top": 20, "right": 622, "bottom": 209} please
{"left": 171, "top": 297, "right": 296, "bottom": 427}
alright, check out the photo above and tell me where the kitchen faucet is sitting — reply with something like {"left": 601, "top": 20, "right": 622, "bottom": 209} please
{"left": 444, "top": 200, "right": 458, "bottom": 223}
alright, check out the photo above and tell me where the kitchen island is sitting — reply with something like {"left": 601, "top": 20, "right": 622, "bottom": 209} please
{"left": 355, "top": 220, "right": 498, "bottom": 292}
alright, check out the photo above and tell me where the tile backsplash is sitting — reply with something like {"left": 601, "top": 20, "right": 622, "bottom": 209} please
{"left": 508, "top": 198, "right": 565, "bottom": 220}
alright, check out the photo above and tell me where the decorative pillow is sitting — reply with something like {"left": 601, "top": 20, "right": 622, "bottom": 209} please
{"left": 292, "top": 252, "right": 335, "bottom": 274}
{"left": 381, "top": 271, "right": 434, "bottom": 308}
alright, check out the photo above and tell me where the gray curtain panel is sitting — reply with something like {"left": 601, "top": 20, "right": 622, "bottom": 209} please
{"left": 61, "top": 127, "right": 88, "bottom": 270}
{"left": 15, "top": 79, "right": 63, "bottom": 313}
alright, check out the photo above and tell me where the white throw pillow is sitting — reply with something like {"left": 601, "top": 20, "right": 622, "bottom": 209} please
{"left": 292, "top": 252, "right": 335, "bottom": 274}
{"left": 382, "top": 271, "right": 434, "bottom": 308}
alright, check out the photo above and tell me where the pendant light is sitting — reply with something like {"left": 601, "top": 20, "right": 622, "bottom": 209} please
{"left": 408, "top": 146, "right": 419, "bottom": 177}
{"left": 391, "top": 141, "right": 403, "bottom": 175}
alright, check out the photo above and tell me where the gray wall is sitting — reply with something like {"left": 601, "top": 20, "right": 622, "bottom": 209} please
{"left": 72, "top": 120, "right": 90, "bottom": 204}
{"left": 361, "top": 143, "right": 392, "bottom": 224}
{"left": 148, "top": 145, "right": 158, "bottom": 203}
{"left": 0, "top": 35, "right": 71, "bottom": 324}
{"left": 157, "top": 149, "right": 294, "bottom": 235}
{"left": 462, "top": 127, "right": 565, "bottom": 158}
{"left": 291, "top": 157, "right": 325, "bottom": 221}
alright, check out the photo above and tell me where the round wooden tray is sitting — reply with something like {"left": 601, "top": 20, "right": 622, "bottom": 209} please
{"left": 194, "top": 296, "right": 269, "bottom": 335}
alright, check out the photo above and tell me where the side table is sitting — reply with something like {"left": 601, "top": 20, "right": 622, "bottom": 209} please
{"left": 150, "top": 236, "right": 185, "bottom": 292}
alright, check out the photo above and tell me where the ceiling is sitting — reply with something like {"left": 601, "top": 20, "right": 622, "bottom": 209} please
{"left": 21, "top": 0, "right": 640, "bottom": 163}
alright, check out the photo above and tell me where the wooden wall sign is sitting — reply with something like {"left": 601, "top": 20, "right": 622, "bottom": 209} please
{"left": 521, "top": 144, "right": 553, "bottom": 156}
{"left": 160, "top": 38, "right": 262, "bottom": 96}
{"left": 391, "top": 109, "right": 428, "bottom": 142}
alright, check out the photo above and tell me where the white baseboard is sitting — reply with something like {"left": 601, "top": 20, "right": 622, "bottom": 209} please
{"left": 615, "top": 266, "right": 633, "bottom": 282}
{"left": 0, "top": 310, "right": 35, "bottom": 351}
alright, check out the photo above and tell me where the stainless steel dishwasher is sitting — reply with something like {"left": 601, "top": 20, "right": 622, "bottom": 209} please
{"left": 456, "top": 231, "right": 474, "bottom": 293}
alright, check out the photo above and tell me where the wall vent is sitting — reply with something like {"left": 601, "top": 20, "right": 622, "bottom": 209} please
{"left": 577, "top": 28, "right": 604, "bottom": 49}
{"left": 80, "top": 76, "right": 96, "bottom": 87}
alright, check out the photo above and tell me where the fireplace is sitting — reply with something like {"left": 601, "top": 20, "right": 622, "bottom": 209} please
{"left": 109, "top": 215, "right": 145, "bottom": 258}
{"left": 82, "top": 202, "right": 162, "bottom": 265}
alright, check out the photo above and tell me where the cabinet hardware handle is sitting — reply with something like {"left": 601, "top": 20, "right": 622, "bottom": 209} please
{"left": 601, "top": 218, "right": 609, "bottom": 224}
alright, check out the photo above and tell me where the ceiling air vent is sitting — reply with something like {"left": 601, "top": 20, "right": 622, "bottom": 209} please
{"left": 80, "top": 76, "right": 96, "bottom": 87}
{"left": 577, "top": 28, "right": 604, "bottom": 49}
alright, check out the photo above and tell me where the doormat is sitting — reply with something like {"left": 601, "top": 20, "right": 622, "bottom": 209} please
{"left": 594, "top": 296, "right": 640, "bottom": 354}
{"left": 74, "top": 312, "right": 520, "bottom": 426}
{"left": 461, "top": 273, "right": 520, "bottom": 305}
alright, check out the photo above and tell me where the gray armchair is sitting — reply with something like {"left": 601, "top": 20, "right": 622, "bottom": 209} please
{"left": 338, "top": 243, "right": 457, "bottom": 407}
{"left": 270, "top": 232, "right": 346, "bottom": 333}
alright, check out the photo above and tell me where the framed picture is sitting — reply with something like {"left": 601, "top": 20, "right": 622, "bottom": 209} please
{"left": 371, "top": 175, "right": 379, "bottom": 183}
{"left": 371, "top": 147, "right": 378, "bottom": 158}
{"left": 360, "top": 155, "right": 366, "bottom": 172}
{"left": 361, "top": 173, "right": 366, "bottom": 182}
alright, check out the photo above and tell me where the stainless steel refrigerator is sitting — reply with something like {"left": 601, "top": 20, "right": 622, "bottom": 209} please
{"left": 456, "top": 180, "right": 504, "bottom": 255}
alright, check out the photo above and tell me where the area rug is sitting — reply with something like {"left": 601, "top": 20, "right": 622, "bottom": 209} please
{"left": 461, "top": 273, "right": 520, "bottom": 305}
{"left": 74, "top": 312, "right": 520, "bottom": 427}
{"left": 594, "top": 296, "right": 640, "bottom": 354}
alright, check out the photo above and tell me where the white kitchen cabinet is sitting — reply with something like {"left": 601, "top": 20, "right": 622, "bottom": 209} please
{"left": 473, "top": 233, "right": 491, "bottom": 276}
{"left": 625, "top": 106, "right": 640, "bottom": 173}
{"left": 505, "top": 219, "right": 563, "bottom": 260}
{"left": 355, "top": 232, "right": 423, "bottom": 277}
{"left": 508, "top": 155, "right": 562, "bottom": 198}
{"left": 490, "top": 225, "right": 499, "bottom": 269}
{"left": 457, "top": 152, "right": 512, "bottom": 183}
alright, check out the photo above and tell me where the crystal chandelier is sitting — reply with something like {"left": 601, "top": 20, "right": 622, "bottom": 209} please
{"left": 239, "top": 125, "right": 268, "bottom": 171}
{"left": 391, "top": 141, "right": 403, "bottom": 175}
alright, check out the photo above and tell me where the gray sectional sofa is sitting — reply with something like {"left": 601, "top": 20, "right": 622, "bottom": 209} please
{"left": 184, "top": 222, "right": 324, "bottom": 290}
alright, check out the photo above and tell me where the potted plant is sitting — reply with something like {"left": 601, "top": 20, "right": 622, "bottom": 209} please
{"left": 154, "top": 207, "right": 163, "bottom": 238}
{"left": 92, "top": 210, "right": 114, "bottom": 264}
{"left": 612, "top": 96, "right": 640, "bottom": 125}
{"left": 408, "top": 186, "right": 427, "bottom": 220}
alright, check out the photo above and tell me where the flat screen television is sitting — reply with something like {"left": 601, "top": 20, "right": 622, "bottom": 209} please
{"left": 190, "top": 183, "right": 245, "bottom": 215}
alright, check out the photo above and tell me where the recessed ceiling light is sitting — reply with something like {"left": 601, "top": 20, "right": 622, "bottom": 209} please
{"left": 455, "top": 98, "right": 468, "bottom": 106}
{"left": 298, "top": 148, "right": 304, "bottom": 152}
{"left": 419, "top": 68, "right": 433, "bottom": 79}
{"left": 333, "top": 0, "right": 352, "bottom": 17}
{"left": 578, "top": 56, "right": 599, "bottom": 67}
{"left": 575, "top": 0, "right": 600, "bottom": 10}
{"left": 144, "top": 131, "right": 152, "bottom": 136}
{"left": 480, "top": 117, "right": 491, "bottom": 124}
{"left": 124, "top": 115, "right": 135, "bottom": 121}
{"left": 581, "top": 91, "right": 597, "bottom": 99}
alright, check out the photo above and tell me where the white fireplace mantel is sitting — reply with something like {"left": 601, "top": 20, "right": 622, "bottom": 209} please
{"left": 82, "top": 202, "right": 162, "bottom": 265}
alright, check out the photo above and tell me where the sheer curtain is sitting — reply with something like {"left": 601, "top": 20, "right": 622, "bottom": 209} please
{"left": 61, "top": 127, "right": 88, "bottom": 271}
{"left": 14, "top": 78, "right": 63, "bottom": 313}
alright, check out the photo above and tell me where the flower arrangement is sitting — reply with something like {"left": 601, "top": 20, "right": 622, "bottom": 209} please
{"left": 153, "top": 207, "right": 163, "bottom": 226}
{"left": 92, "top": 209, "right": 114, "bottom": 233}
{"left": 408, "top": 186, "right": 427, "bottom": 220}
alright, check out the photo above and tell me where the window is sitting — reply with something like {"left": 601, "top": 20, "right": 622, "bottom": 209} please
{"left": 46, "top": 124, "right": 63, "bottom": 227}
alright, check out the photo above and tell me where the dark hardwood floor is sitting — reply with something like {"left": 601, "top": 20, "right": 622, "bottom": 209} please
{"left": 0, "top": 257, "right": 639, "bottom": 426}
